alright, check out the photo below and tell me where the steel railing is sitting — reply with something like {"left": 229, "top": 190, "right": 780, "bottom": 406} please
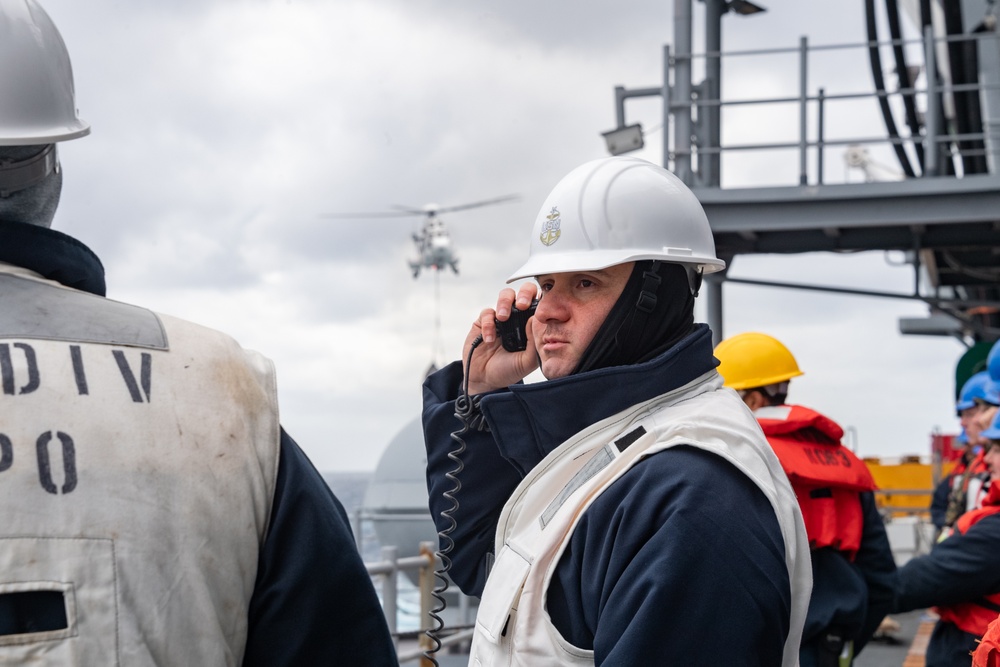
{"left": 364, "top": 541, "right": 474, "bottom": 665}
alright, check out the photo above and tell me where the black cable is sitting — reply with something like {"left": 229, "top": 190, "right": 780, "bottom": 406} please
{"left": 865, "top": 0, "right": 918, "bottom": 177}
{"left": 884, "top": 0, "right": 925, "bottom": 169}
{"left": 423, "top": 334, "right": 486, "bottom": 666}
{"left": 917, "top": 0, "right": 957, "bottom": 176}
{"left": 942, "top": 0, "right": 988, "bottom": 174}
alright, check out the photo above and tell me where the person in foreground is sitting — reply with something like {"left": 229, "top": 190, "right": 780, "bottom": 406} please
{"left": 422, "top": 156, "right": 812, "bottom": 666}
{"left": 715, "top": 333, "right": 897, "bottom": 667}
{"left": 0, "top": 1, "right": 395, "bottom": 664}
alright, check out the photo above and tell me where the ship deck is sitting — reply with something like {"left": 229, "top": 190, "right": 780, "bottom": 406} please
{"left": 856, "top": 610, "right": 936, "bottom": 667}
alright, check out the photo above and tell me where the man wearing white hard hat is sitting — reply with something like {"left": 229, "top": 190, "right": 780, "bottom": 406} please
{"left": 422, "top": 156, "right": 812, "bottom": 665}
{"left": 0, "top": 1, "right": 394, "bottom": 664}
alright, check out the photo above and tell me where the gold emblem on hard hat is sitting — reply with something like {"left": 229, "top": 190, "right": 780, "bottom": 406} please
{"left": 539, "top": 207, "right": 562, "bottom": 246}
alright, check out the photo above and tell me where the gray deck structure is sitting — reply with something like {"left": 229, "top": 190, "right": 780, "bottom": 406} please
{"left": 607, "top": 0, "right": 1000, "bottom": 349}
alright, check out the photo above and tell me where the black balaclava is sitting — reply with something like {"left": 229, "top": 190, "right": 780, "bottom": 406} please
{"left": 572, "top": 260, "right": 696, "bottom": 375}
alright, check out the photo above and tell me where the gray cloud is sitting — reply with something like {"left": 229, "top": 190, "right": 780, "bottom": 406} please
{"left": 35, "top": 0, "right": 965, "bottom": 470}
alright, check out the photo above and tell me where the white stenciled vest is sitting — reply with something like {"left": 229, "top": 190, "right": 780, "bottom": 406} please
{"left": 469, "top": 371, "right": 812, "bottom": 667}
{"left": 0, "top": 265, "right": 280, "bottom": 666}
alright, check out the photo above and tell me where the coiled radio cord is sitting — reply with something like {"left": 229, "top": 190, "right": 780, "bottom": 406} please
{"left": 424, "top": 334, "right": 488, "bottom": 665}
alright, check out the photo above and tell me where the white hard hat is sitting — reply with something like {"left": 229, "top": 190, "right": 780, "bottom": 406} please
{"left": 0, "top": 0, "right": 90, "bottom": 146}
{"left": 507, "top": 156, "right": 725, "bottom": 283}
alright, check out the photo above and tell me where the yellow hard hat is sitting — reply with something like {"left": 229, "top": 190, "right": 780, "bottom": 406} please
{"left": 714, "top": 332, "right": 804, "bottom": 390}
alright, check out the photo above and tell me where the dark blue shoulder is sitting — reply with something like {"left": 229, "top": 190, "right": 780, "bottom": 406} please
{"left": 243, "top": 429, "right": 395, "bottom": 666}
{"left": 547, "top": 445, "right": 791, "bottom": 665}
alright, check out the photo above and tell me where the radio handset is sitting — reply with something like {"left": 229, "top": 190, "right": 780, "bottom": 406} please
{"left": 495, "top": 299, "right": 538, "bottom": 352}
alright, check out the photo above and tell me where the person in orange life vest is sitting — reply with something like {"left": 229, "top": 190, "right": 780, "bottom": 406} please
{"left": 715, "top": 332, "right": 897, "bottom": 667}
{"left": 896, "top": 428, "right": 1000, "bottom": 667}
{"left": 967, "top": 350, "right": 1000, "bottom": 499}
{"left": 930, "top": 371, "right": 995, "bottom": 533}
{"left": 971, "top": 343, "right": 1000, "bottom": 470}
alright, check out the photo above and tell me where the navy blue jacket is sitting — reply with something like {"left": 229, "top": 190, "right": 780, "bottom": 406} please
{"left": 896, "top": 508, "right": 1000, "bottom": 667}
{"left": 0, "top": 220, "right": 396, "bottom": 666}
{"left": 931, "top": 475, "right": 952, "bottom": 530}
{"left": 423, "top": 326, "right": 793, "bottom": 665}
{"left": 799, "top": 492, "right": 897, "bottom": 667}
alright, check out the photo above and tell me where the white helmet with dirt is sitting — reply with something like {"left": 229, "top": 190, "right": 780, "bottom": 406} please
{"left": 0, "top": 0, "right": 89, "bottom": 146}
{"left": 507, "top": 156, "right": 725, "bottom": 283}
{"left": 0, "top": 0, "right": 88, "bottom": 220}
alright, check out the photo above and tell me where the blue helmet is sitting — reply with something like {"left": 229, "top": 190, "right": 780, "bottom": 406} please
{"left": 986, "top": 338, "right": 1000, "bottom": 406}
{"left": 981, "top": 405, "right": 1000, "bottom": 441}
{"left": 989, "top": 339, "right": 1000, "bottom": 382}
{"left": 985, "top": 378, "right": 1000, "bottom": 407}
{"left": 956, "top": 371, "right": 999, "bottom": 413}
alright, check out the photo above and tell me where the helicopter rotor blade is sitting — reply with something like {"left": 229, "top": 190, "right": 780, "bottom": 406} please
{"left": 320, "top": 193, "right": 519, "bottom": 220}
{"left": 319, "top": 210, "right": 419, "bottom": 219}
{"left": 389, "top": 205, "right": 428, "bottom": 215}
{"left": 435, "top": 194, "right": 520, "bottom": 214}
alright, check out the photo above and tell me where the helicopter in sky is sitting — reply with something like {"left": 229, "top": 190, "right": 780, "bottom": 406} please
{"left": 324, "top": 194, "right": 519, "bottom": 279}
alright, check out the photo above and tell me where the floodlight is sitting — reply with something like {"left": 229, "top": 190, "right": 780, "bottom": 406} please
{"left": 601, "top": 124, "right": 644, "bottom": 156}
{"left": 898, "top": 313, "right": 964, "bottom": 337}
{"left": 728, "top": 0, "right": 766, "bottom": 15}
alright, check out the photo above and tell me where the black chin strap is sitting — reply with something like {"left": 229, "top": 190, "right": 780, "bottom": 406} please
{"left": 0, "top": 146, "right": 58, "bottom": 198}
{"left": 634, "top": 261, "right": 662, "bottom": 312}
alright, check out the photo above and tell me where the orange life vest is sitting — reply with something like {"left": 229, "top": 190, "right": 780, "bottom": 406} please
{"left": 936, "top": 482, "right": 1000, "bottom": 637}
{"left": 973, "top": 612, "right": 1000, "bottom": 667}
{"left": 755, "top": 404, "right": 877, "bottom": 560}
{"left": 943, "top": 448, "right": 991, "bottom": 527}
{"left": 953, "top": 448, "right": 987, "bottom": 477}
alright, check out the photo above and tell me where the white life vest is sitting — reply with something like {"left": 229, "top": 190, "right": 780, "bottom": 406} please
{"left": 469, "top": 371, "right": 811, "bottom": 667}
{"left": 0, "top": 265, "right": 280, "bottom": 666}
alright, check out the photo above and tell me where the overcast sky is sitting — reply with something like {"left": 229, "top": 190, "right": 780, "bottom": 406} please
{"left": 40, "top": 0, "right": 967, "bottom": 472}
